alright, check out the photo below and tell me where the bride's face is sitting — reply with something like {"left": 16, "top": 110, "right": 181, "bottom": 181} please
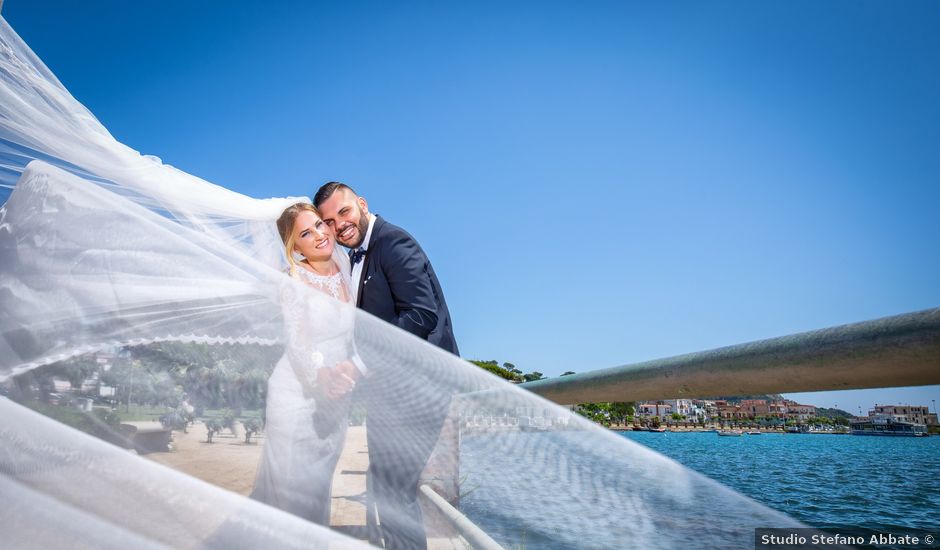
{"left": 292, "top": 210, "right": 334, "bottom": 262}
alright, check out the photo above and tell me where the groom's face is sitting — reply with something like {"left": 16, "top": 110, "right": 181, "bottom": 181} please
{"left": 319, "top": 189, "right": 370, "bottom": 249}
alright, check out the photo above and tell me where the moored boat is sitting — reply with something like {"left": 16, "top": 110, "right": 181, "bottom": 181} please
{"left": 850, "top": 414, "right": 928, "bottom": 437}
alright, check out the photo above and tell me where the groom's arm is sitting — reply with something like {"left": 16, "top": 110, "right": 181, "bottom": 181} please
{"left": 382, "top": 232, "right": 439, "bottom": 340}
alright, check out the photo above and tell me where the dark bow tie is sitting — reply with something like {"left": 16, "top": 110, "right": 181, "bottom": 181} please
{"left": 350, "top": 247, "right": 367, "bottom": 266}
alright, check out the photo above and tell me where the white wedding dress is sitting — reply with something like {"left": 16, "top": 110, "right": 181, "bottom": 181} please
{"left": 252, "top": 265, "right": 357, "bottom": 525}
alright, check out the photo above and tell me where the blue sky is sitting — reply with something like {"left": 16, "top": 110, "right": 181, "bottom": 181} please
{"left": 3, "top": 1, "right": 939, "bottom": 415}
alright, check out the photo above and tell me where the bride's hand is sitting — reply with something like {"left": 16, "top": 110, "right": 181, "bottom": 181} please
{"left": 316, "top": 365, "right": 356, "bottom": 400}
{"left": 335, "top": 360, "right": 360, "bottom": 383}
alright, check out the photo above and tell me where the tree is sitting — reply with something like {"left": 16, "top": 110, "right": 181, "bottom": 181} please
{"left": 561, "top": 371, "right": 576, "bottom": 376}
{"left": 468, "top": 360, "right": 523, "bottom": 382}
{"left": 205, "top": 419, "right": 223, "bottom": 443}
{"left": 52, "top": 356, "right": 100, "bottom": 392}
{"left": 243, "top": 418, "right": 263, "bottom": 444}
{"left": 126, "top": 341, "right": 278, "bottom": 412}
{"left": 608, "top": 402, "right": 635, "bottom": 426}
{"left": 18, "top": 355, "right": 101, "bottom": 403}
{"left": 159, "top": 409, "right": 190, "bottom": 432}
{"left": 204, "top": 409, "right": 238, "bottom": 443}
{"left": 220, "top": 409, "right": 239, "bottom": 437}
{"left": 522, "top": 371, "right": 544, "bottom": 382}
{"left": 576, "top": 402, "right": 612, "bottom": 427}
{"left": 99, "top": 358, "right": 143, "bottom": 412}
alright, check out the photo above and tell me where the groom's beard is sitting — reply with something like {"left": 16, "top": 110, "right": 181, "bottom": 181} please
{"left": 337, "top": 208, "right": 370, "bottom": 248}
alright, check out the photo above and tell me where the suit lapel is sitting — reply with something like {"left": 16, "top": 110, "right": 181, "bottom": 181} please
{"left": 356, "top": 216, "right": 384, "bottom": 307}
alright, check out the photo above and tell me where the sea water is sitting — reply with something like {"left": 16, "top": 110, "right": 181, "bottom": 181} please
{"left": 622, "top": 431, "right": 940, "bottom": 532}
{"left": 459, "top": 431, "right": 940, "bottom": 548}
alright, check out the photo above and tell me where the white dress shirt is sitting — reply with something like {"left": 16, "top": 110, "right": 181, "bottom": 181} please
{"left": 349, "top": 213, "right": 376, "bottom": 304}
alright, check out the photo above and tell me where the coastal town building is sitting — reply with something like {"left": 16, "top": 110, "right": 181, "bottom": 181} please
{"left": 768, "top": 400, "right": 788, "bottom": 418}
{"left": 663, "top": 399, "right": 694, "bottom": 418}
{"left": 688, "top": 400, "right": 712, "bottom": 422}
{"left": 463, "top": 408, "right": 573, "bottom": 431}
{"left": 738, "top": 399, "right": 768, "bottom": 417}
{"left": 703, "top": 399, "right": 816, "bottom": 422}
{"left": 634, "top": 400, "right": 716, "bottom": 422}
{"left": 736, "top": 399, "right": 789, "bottom": 419}
{"left": 785, "top": 403, "right": 817, "bottom": 422}
{"left": 870, "top": 405, "right": 935, "bottom": 427}
{"left": 694, "top": 400, "right": 717, "bottom": 420}
{"left": 637, "top": 402, "right": 672, "bottom": 419}
{"left": 716, "top": 400, "right": 741, "bottom": 420}
{"left": 692, "top": 399, "right": 718, "bottom": 418}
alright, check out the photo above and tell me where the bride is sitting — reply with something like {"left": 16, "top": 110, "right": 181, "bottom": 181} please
{"left": 250, "top": 202, "right": 364, "bottom": 525}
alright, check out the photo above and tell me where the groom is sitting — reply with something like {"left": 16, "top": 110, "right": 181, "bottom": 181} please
{"left": 314, "top": 182, "right": 458, "bottom": 550}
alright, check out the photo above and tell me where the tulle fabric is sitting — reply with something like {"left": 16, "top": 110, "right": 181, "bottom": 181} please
{"left": 0, "top": 15, "right": 804, "bottom": 549}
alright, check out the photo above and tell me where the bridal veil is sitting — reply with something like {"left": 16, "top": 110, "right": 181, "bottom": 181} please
{"left": 0, "top": 16, "right": 802, "bottom": 549}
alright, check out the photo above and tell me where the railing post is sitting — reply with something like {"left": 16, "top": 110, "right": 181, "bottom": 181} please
{"left": 419, "top": 404, "right": 462, "bottom": 542}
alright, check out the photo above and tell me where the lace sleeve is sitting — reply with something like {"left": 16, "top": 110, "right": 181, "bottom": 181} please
{"left": 278, "top": 266, "right": 365, "bottom": 398}
{"left": 278, "top": 273, "right": 324, "bottom": 398}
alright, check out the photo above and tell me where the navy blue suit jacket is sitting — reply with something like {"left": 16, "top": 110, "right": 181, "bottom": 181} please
{"left": 355, "top": 215, "right": 459, "bottom": 356}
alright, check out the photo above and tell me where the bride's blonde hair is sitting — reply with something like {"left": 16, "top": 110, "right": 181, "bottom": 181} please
{"left": 276, "top": 202, "right": 320, "bottom": 278}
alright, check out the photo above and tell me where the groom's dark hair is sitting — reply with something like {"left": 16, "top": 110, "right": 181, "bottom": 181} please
{"left": 313, "top": 181, "right": 357, "bottom": 208}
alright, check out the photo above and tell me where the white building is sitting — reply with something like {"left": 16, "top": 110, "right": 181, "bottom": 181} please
{"left": 637, "top": 402, "right": 672, "bottom": 419}
{"left": 664, "top": 399, "right": 694, "bottom": 419}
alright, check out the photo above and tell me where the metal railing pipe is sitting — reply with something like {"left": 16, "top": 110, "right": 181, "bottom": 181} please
{"left": 418, "top": 484, "right": 504, "bottom": 550}
{"left": 521, "top": 307, "right": 940, "bottom": 405}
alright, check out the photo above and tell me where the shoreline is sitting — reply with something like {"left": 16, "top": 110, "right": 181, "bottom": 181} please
{"left": 610, "top": 426, "right": 852, "bottom": 435}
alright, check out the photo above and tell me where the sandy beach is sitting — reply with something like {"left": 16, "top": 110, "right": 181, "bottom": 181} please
{"left": 140, "top": 421, "right": 462, "bottom": 548}
{"left": 142, "top": 420, "right": 369, "bottom": 529}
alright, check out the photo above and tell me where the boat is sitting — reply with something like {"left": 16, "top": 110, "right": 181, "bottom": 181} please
{"left": 717, "top": 430, "right": 743, "bottom": 436}
{"left": 850, "top": 414, "right": 928, "bottom": 437}
{"left": 745, "top": 430, "right": 762, "bottom": 435}
{"left": 649, "top": 427, "right": 667, "bottom": 433}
